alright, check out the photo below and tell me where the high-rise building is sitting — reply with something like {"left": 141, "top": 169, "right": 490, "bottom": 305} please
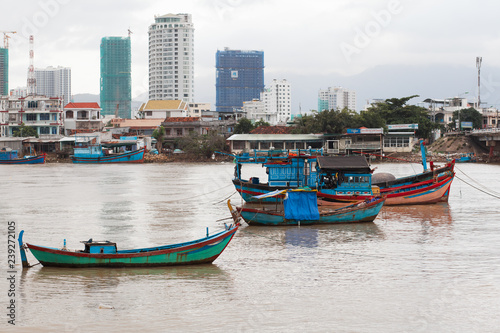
{"left": 216, "top": 48, "right": 264, "bottom": 113}
{"left": 100, "top": 36, "right": 131, "bottom": 118}
{"left": 318, "top": 87, "right": 356, "bottom": 112}
{"left": 0, "top": 48, "right": 8, "bottom": 96}
{"left": 34, "top": 66, "right": 71, "bottom": 106}
{"left": 148, "top": 13, "right": 194, "bottom": 102}
{"left": 263, "top": 79, "right": 291, "bottom": 123}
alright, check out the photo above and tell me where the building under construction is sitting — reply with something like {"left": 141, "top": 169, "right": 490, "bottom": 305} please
{"left": 0, "top": 48, "right": 8, "bottom": 96}
{"left": 100, "top": 36, "right": 131, "bottom": 119}
{"left": 216, "top": 48, "right": 264, "bottom": 114}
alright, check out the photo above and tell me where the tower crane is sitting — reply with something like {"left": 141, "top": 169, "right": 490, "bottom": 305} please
{"left": 1, "top": 31, "right": 17, "bottom": 48}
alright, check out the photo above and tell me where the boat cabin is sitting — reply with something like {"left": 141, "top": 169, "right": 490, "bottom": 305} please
{"left": 81, "top": 240, "right": 117, "bottom": 254}
{"left": 316, "top": 156, "right": 375, "bottom": 197}
{"left": 0, "top": 147, "right": 18, "bottom": 160}
{"left": 234, "top": 149, "right": 323, "bottom": 188}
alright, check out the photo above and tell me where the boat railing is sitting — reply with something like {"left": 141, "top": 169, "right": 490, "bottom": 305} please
{"left": 234, "top": 148, "right": 324, "bottom": 164}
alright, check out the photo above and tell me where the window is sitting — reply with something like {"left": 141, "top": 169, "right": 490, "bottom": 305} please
{"left": 26, "top": 114, "right": 37, "bottom": 121}
{"left": 40, "top": 113, "right": 50, "bottom": 121}
{"left": 66, "top": 111, "right": 74, "bottom": 119}
{"left": 40, "top": 127, "right": 50, "bottom": 134}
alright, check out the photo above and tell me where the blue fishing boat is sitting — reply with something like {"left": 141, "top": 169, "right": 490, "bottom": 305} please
{"left": 228, "top": 149, "right": 327, "bottom": 203}
{"left": 447, "top": 152, "right": 476, "bottom": 163}
{"left": 0, "top": 147, "right": 45, "bottom": 164}
{"left": 71, "top": 136, "right": 145, "bottom": 164}
{"left": 228, "top": 190, "right": 385, "bottom": 226}
{"left": 229, "top": 149, "right": 378, "bottom": 204}
{"left": 18, "top": 224, "right": 239, "bottom": 268}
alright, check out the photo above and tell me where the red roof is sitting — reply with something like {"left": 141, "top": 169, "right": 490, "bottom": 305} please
{"left": 164, "top": 117, "right": 200, "bottom": 122}
{"left": 250, "top": 126, "right": 292, "bottom": 134}
{"left": 64, "top": 102, "right": 100, "bottom": 109}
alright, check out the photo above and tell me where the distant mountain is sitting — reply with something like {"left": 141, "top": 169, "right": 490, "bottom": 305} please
{"left": 72, "top": 93, "right": 99, "bottom": 103}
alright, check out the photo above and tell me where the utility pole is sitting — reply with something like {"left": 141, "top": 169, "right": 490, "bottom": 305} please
{"left": 476, "top": 56, "right": 482, "bottom": 109}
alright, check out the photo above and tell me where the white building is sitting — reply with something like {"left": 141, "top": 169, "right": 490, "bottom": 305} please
{"left": 148, "top": 13, "right": 194, "bottom": 102}
{"left": 0, "top": 95, "right": 64, "bottom": 137}
{"left": 318, "top": 86, "right": 356, "bottom": 111}
{"left": 242, "top": 79, "right": 291, "bottom": 125}
{"left": 263, "top": 79, "right": 291, "bottom": 124}
{"left": 34, "top": 66, "right": 71, "bottom": 106}
{"left": 9, "top": 87, "right": 27, "bottom": 98}
{"left": 242, "top": 99, "right": 277, "bottom": 124}
{"left": 63, "top": 102, "right": 103, "bottom": 136}
{"left": 187, "top": 102, "right": 210, "bottom": 117}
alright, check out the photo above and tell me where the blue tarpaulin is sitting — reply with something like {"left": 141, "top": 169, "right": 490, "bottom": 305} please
{"left": 284, "top": 191, "right": 320, "bottom": 221}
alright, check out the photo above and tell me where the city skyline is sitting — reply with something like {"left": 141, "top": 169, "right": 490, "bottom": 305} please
{"left": 2, "top": 1, "right": 500, "bottom": 112}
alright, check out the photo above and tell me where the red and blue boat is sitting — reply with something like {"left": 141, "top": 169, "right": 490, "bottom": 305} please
{"left": 0, "top": 147, "right": 45, "bottom": 164}
{"left": 228, "top": 190, "right": 385, "bottom": 226}
{"left": 18, "top": 224, "right": 239, "bottom": 268}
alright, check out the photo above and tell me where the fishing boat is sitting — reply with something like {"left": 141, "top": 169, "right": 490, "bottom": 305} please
{"left": 228, "top": 190, "right": 385, "bottom": 226}
{"left": 228, "top": 149, "right": 378, "bottom": 204}
{"left": 446, "top": 152, "right": 476, "bottom": 163}
{"left": 17, "top": 224, "right": 239, "bottom": 268}
{"left": 0, "top": 147, "right": 45, "bottom": 164}
{"left": 316, "top": 150, "right": 455, "bottom": 205}
{"left": 71, "top": 136, "right": 145, "bottom": 164}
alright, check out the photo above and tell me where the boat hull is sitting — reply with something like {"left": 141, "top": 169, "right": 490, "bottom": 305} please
{"left": 382, "top": 175, "right": 454, "bottom": 205}
{"left": 25, "top": 226, "right": 238, "bottom": 268}
{"left": 0, "top": 154, "right": 45, "bottom": 164}
{"left": 71, "top": 148, "right": 145, "bottom": 164}
{"left": 238, "top": 197, "right": 385, "bottom": 226}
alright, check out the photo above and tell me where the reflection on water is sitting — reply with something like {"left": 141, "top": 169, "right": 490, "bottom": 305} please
{"left": 380, "top": 203, "right": 453, "bottom": 226}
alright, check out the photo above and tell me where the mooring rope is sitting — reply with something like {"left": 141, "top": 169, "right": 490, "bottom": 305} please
{"left": 454, "top": 165, "right": 500, "bottom": 198}
{"left": 455, "top": 174, "right": 500, "bottom": 200}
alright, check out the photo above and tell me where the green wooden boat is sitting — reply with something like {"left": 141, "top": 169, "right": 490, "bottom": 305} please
{"left": 18, "top": 225, "right": 238, "bottom": 268}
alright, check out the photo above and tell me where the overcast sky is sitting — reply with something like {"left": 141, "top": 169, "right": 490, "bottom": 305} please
{"left": 3, "top": 0, "right": 500, "bottom": 112}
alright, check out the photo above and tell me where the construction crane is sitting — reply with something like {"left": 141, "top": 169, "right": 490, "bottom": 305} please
{"left": 1, "top": 31, "right": 16, "bottom": 48}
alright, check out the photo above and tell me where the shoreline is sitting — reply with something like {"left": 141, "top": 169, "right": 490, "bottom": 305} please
{"left": 43, "top": 152, "right": 500, "bottom": 164}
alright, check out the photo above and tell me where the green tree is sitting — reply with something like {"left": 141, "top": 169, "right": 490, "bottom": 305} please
{"left": 234, "top": 118, "right": 254, "bottom": 134}
{"left": 451, "top": 108, "right": 483, "bottom": 129}
{"left": 178, "top": 131, "right": 227, "bottom": 158}
{"left": 12, "top": 123, "right": 38, "bottom": 138}
{"left": 254, "top": 119, "right": 271, "bottom": 128}
{"left": 365, "top": 95, "right": 437, "bottom": 138}
{"left": 152, "top": 125, "right": 166, "bottom": 152}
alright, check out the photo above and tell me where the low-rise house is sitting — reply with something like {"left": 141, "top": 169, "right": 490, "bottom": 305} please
{"left": 137, "top": 100, "right": 189, "bottom": 119}
{"left": 63, "top": 102, "right": 103, "bottom": 136}
{"left": 110, "top": 118, "right": 164, "bottom": 136}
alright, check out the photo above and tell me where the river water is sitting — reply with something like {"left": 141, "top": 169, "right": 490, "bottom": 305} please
{"left": 1, "top": 161, "right": 500, "bottom": 332}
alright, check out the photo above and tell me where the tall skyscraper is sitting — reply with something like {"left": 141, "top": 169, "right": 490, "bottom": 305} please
{"left": 34, "top": 66, "right": 71, "bottom": 106}
{"left": 100, "top": 36, "right": 131, "bottom": 118}
{"left": 318, "top": 87, "right": 356, "bottom": 112}
{"left": 0, "top": 48, "right": 8, "bottom": 96}
{"left": 148, "top": 13, "right": 194, "bottom": 101}
{"left": 216, "top": 48, "right": 264, "bottom": 113}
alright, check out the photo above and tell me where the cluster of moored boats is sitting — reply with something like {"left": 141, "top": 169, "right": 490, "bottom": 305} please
{"left": 16, "top": 140, "right": 456, "bottom": 269}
